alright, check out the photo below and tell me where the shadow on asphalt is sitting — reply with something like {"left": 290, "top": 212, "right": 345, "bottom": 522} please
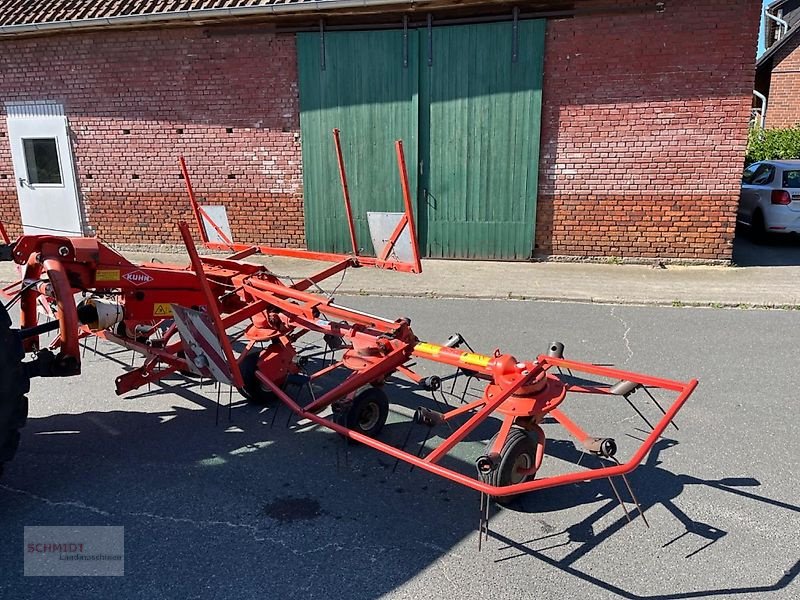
{"left": 4, "top": 369, "right": 798, "bottom": 599}
{"left": 494, "top": 435, "right": 800, "bottom": 598}
{"left": 733, "top": 234, "right": 800, "bottom": 267}
{"left": 3, "top": 336, "right": 799, "bottom": 598}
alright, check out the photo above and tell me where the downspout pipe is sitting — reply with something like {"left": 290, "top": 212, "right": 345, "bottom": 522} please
{"left": 0, "top": 0, "right": 422, "bottom": 37}
{"left": 753, "top": 90, "right": 768, "bottom": 129}
{"left": 764, "top": 8, "right": 790, "bottom": 45}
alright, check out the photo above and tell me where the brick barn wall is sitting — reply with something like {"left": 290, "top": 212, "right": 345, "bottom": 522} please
{"left": 536, "top": 0, "right": 761, "bottom": 261}
{"left": 765, "top": 33, "right": 800, "bottom": 128}
{"left": 0, "top": 27, "right": 303, "bottom": 246}
{"left": 0, "top": 0, "right": 762, "bottom": 260}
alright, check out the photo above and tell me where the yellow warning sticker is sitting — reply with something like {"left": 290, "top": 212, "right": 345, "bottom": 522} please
{"left": 414, "top": 342, "right": 442, "bottom": 356}
{"left": 96, "top": 269, "right": 120, "bottom": 282}
{"left": 459, "top": 353, "right": 491, "bottom": 368}
{"left": 153, "top": 303, "right": 173, "bottom": 317}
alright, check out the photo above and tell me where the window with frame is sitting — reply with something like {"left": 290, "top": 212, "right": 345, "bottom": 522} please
{"left": 23, "top": 138, "right": 62, "bottom": 185}
{"left": 751, "top": 164, "right": 776, "bottom": 186}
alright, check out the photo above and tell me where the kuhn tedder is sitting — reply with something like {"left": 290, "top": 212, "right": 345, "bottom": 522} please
{"left": 0, "top": 133, "right": 697, "bottom": 540}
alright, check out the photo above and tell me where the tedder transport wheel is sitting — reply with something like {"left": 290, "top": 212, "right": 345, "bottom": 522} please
{"left": 238, "top": 351, "right": 277, "bottom": 405}
{"left": 0, "top": 302, "right": 30, "bottom": 479}
{"left": 334, "top": 387, "right": 389, "bottom": 438}
{"left": 479, "top": 428, "right": 538, "bottom": 505}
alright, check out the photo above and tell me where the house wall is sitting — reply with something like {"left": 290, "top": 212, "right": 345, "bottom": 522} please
{"left": 536, "top": 0, "right": 761, "bottom": 260}
{"left": 765, "top": 33, "right": 800, "bottom": 128}
{"left": 0, "top": 28, "right": 304, "bottom": 246}
{"left": 0, "top": 0, "right": 762, "bottom": 260}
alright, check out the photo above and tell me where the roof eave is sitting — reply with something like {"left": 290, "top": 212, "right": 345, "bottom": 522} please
{"left": 0, "top": 0, "right": 428, "bottom": 37}
{"left": 757, "top": 25, "right": 800, "bottom": 72}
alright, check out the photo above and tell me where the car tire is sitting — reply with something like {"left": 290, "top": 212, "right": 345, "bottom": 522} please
{"left": 750, "top": 210, "right": 769, "bottom": 245}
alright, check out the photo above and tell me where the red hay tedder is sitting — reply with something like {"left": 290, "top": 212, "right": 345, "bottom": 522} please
{"left": 0, "top": 132, "right": 697, "bottom": 542}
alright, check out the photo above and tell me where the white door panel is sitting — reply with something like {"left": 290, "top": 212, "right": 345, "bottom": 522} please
{"left": 5, "top": 102, "right": 83, "bottom": 236}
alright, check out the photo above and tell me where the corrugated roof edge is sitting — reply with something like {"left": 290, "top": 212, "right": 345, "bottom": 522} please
{"left": 0, "top": 0, "right": 422, "bottom": 37}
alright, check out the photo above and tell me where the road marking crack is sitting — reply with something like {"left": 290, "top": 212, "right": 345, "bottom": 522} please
{"left": 610, "top": 306, "right": 634, "bottom": 364}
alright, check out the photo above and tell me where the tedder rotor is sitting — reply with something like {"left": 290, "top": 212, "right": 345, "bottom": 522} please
{"left": 0, "top": 133, "right": 697, "bottom": 542}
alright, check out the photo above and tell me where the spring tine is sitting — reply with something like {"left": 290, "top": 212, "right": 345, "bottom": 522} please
{"left": 215, "top": 383, "right": 221, "bottom": 426}
{"left": 643, "top": 387, "right": 678, "bottom": 430}
{"left": 270, "top": 404, "right": 280, "bottom": 429}
{"left": 607, "top": 477, "right": 632, "bottom": 523}
{"left": 82, "top": 338, "right": 87, "bottom": 358}
{"left": 130, "top": 351, "right": 136, "bottom": 366}
{"left": 624, "top": 394, "right": 655, "bottom": 431}
{"left": 410, "top": 428, "right": 431, "bottom": 472}
{"left": 484, "top": 492, "right": 491, "bottom": 544}
{"left": 436, "top": 388, "right": 452, "bottom": 409}
{"left": 94, "top": 335, "right": 99, "bottom": 354}
{"left": 620, "top": 472, "right": 650, "bottom": 528}
{"left": 449, "top": 369, "right": 460, "bottom": 394}
{"left": 478, "top": 492, "right": 485, "bottom": 552}
{"left": 393, "top": 423, "right": 415, "bottom": 473}
{"left": 460, "top": 375, "right": 475, "bottom": 404}
{"left": 228, "top": 385, "right": 233, "bottom": 422}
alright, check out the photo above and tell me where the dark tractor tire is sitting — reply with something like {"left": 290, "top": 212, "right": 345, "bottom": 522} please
{"left": 238, "top": 351, "right": 277, "bottom": 405}
{"left": 479, "top": 428, "right": 538, "bottom": 505}
{"left": 0, "top": 302, "right": 30, "bottom": 479}
{"left": 334, "top": 387, "right": 389, "bottom": 439}
{"left": 750, "top": 211, "right": 769, "bottom": 245}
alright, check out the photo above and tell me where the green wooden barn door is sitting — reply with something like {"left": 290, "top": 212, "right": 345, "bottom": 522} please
{"left": 297, "top": 30, "right": 418, "bottom": 254}
{"left": 419, "top": 20, "right": 545, "bottom": 259}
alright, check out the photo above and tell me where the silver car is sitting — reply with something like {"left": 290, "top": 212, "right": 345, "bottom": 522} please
{"left": 739, "top": 159, "right": 800, "bottom": 241}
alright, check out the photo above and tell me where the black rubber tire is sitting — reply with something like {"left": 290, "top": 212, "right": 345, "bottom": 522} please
{"left": 0, "top": 302, "right": 30, "bottom": 479}
{"left": 334, "top": 387, "right": 389, "bottom": 438}
{"left": 750, "top": 210, "right": 769, "bottom": 245}
{"left": 479, "top": 428, "right": 538, "bottom": 505}
{"left": 237, "top": 351, "right": 277, "bottom": 405}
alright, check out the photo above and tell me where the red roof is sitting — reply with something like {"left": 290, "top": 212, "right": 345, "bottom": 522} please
{"left": 0, "top": 0, "right": 315, "bottom": 28}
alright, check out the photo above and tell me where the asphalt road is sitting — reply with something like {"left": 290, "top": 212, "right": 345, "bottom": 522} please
{"left": 1, "top": 297, "right": 798, "bottom": 599}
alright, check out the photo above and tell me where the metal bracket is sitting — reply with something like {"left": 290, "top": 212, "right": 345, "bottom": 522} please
{"left": 427, "top": 14, "right": 433, "bottom": 67}
{"left": 319, "top": 19, "right": 326, "bottom": 71}
{"left": 512, "top": 7, "right": 520, "bottom": 63}
{"left": 403, "top": 15, "right": 409, "bottom": 68}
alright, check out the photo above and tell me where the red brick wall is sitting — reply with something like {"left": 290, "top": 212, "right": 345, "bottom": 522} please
{"left": 0, "top": 0, "right": 762, "bottom": 260}
{"left": 0, "top": 27, "right": 303, "bottom": 246}
{"left": 765, "top": 33, "right": 800, "bottom": 128}
{"left": 536, "top": 0, "right": 761, "bottom": 260}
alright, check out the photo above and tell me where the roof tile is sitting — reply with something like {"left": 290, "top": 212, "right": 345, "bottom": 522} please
{"left": 0, "top": 0, "right": 314, "bottom": 27}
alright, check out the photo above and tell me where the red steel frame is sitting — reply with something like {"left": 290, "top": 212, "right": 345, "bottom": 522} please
{"left": 182, "top": 132, "right": 422, "bottom": 273}
{"left": 3, "top": 222, "right": 698, "bottom": 498}
{"left": 0, "top": 134, "right": 697, "bottom": 500}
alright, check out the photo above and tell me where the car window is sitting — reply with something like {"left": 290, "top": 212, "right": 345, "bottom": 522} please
{"left": 742, "top": 164, "right": 759, "bottom": 184}
{"left": 782, "top": 169, "right": 800, "bottom": 188}
{"left": 751, "top": 164, "right": 776, "bottom": 185}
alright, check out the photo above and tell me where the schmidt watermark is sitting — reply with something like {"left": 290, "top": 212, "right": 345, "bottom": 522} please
{"left": 24, "top": 526, "right": 124, "bottom": 576}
